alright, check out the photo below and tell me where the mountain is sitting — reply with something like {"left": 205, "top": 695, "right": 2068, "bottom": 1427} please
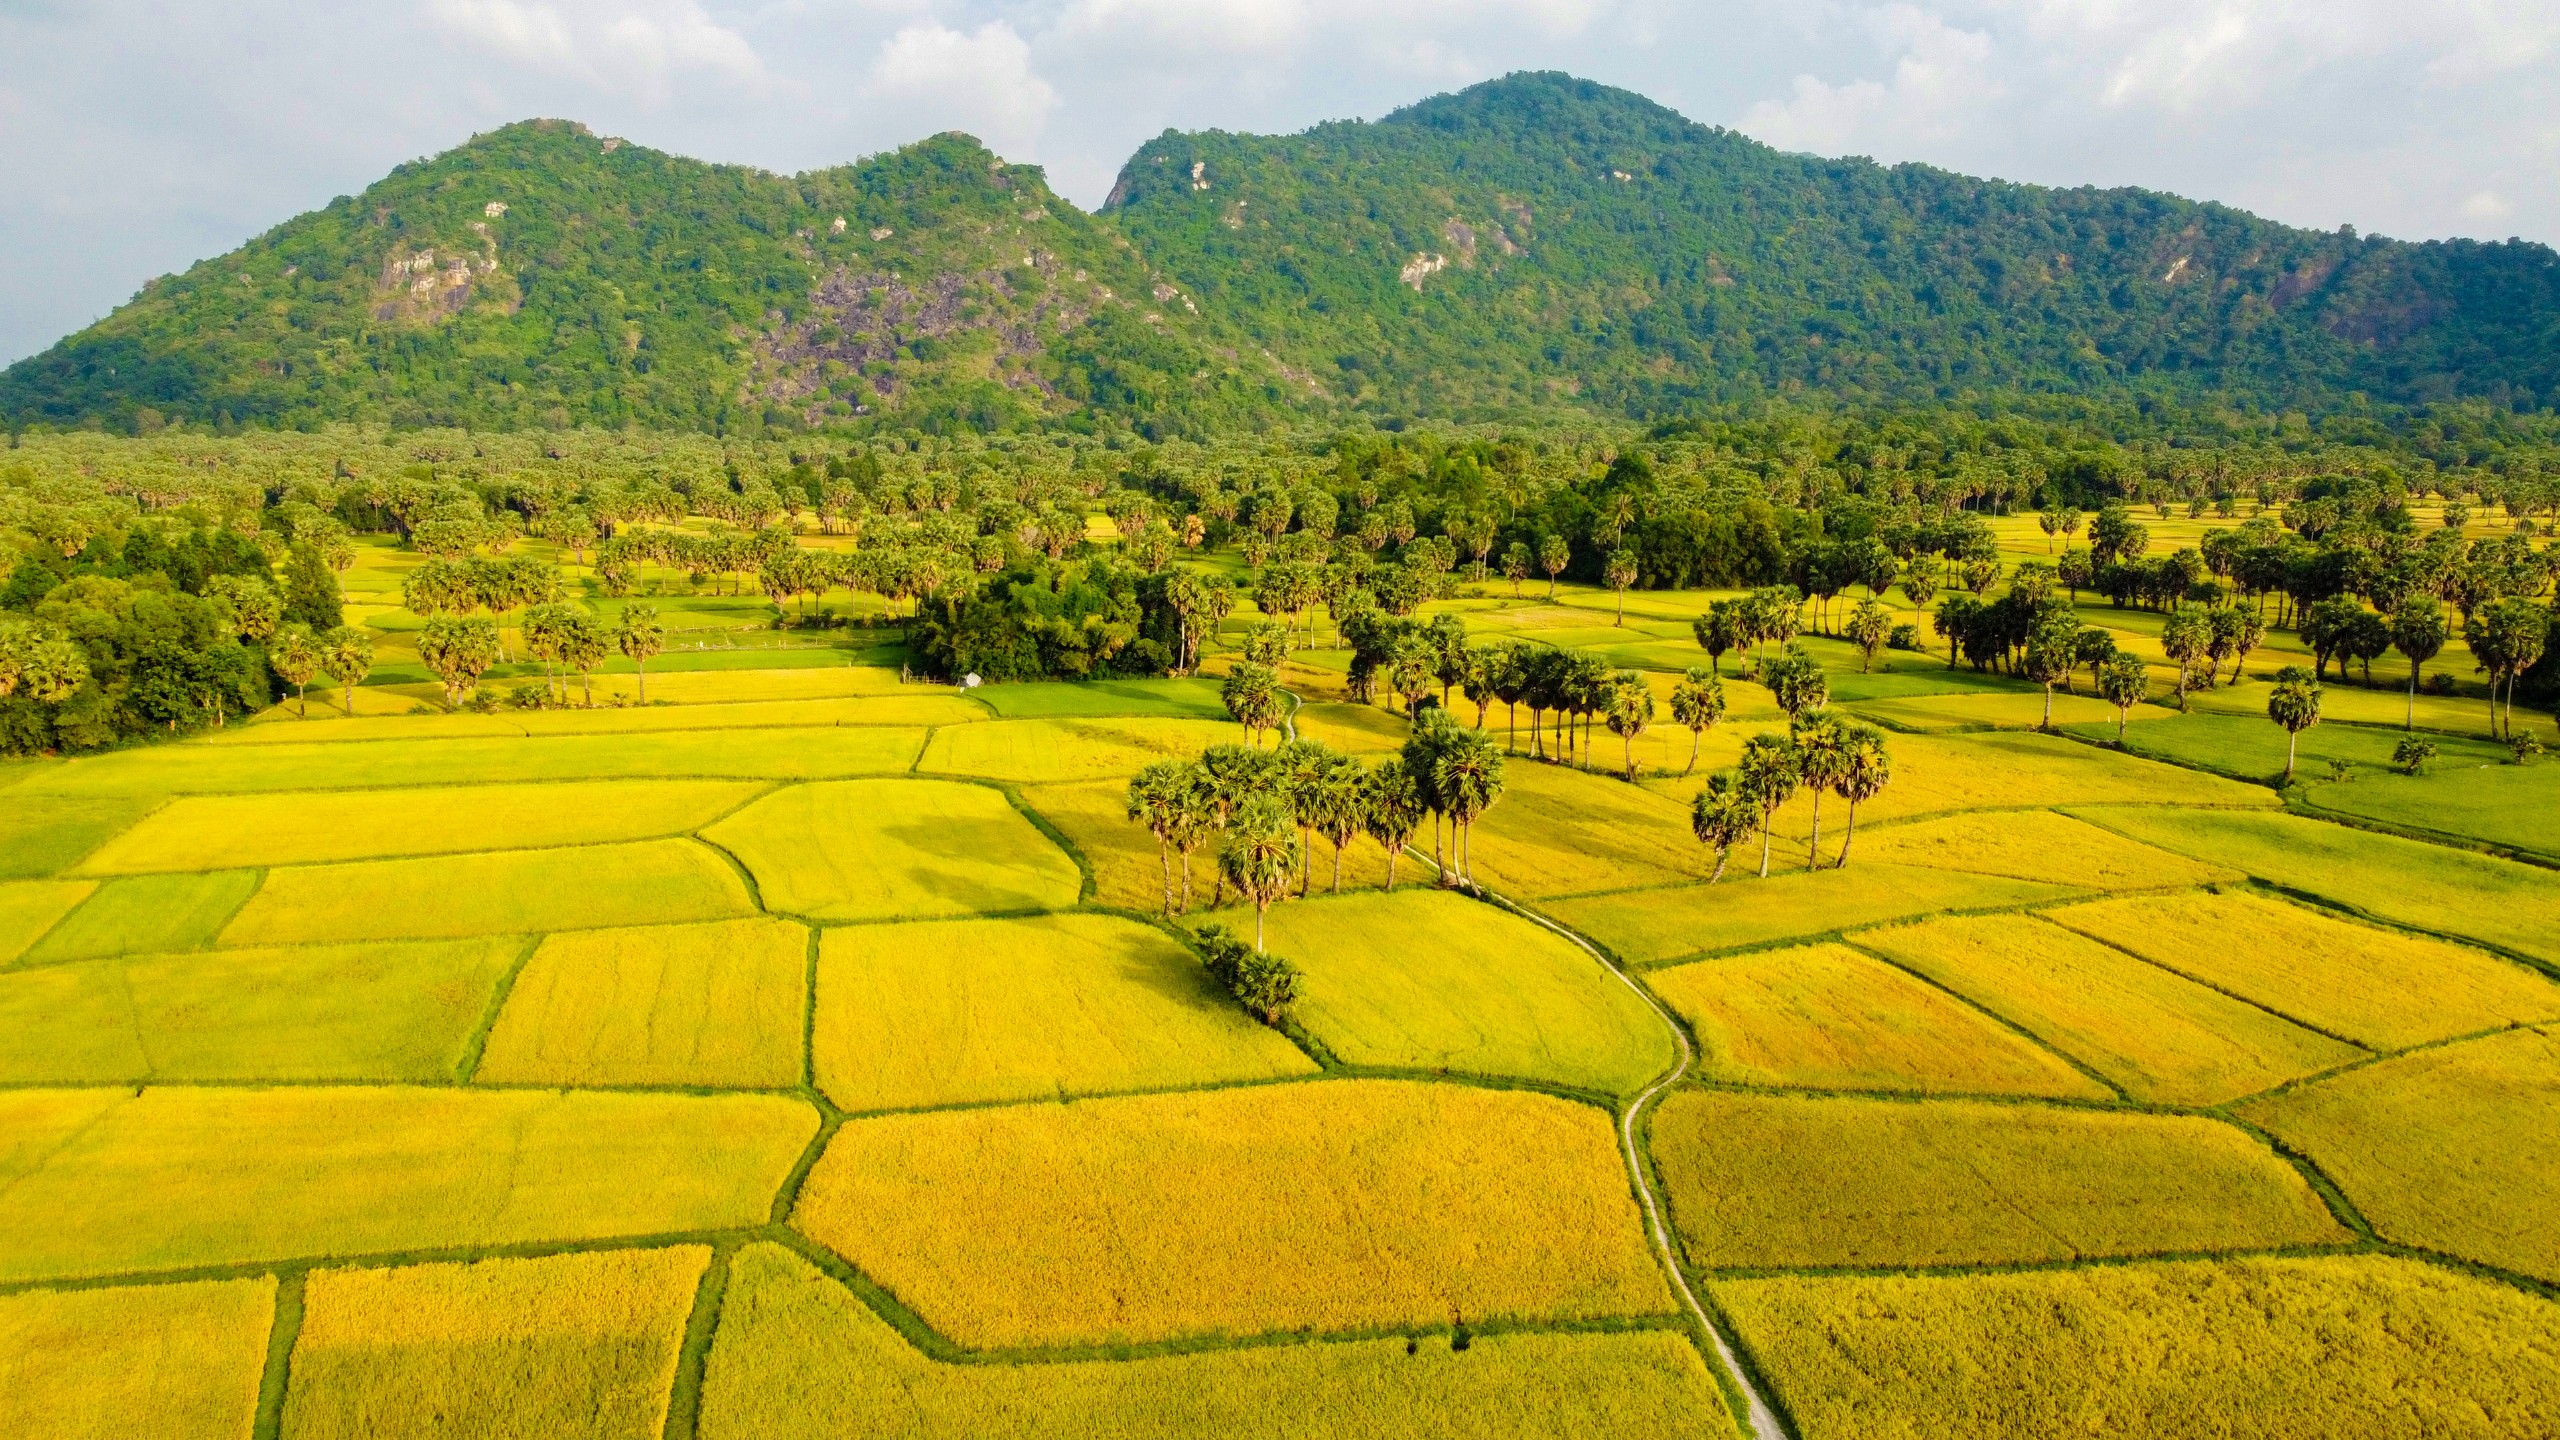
{"left": 7, "top": 74, "right": 2560, "bottom": 434}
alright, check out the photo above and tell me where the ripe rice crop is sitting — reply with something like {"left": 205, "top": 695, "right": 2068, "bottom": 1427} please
{"left": 1647, "top": 943, "right": 2109, "bottom": 1098}
{"left": 1774, "top": 732, "right": 2272, "bottom": 838}
{"left": 1716, "top": 1255, "right": 2560, "bottom": 1439}
{"left": 75, "top": 780, "right": 764, "bottom": 874}
{"left": 0, "top": 878, "right": 96, "bottom": 964}
{"left": 1258, "top": 889, "right": 1675, "bottom": 1094}
{"left": 2072, "top": 807, "right": 2560, "bottom": 966}
{"left": 972, "top": 678, "right": 1229, "bottom": 719}
{"left": 0, "top": 1276, "right": 274, "bottom": 1440}
{"left": 0, "top": 937, "right": 521, "bottom": 1084}
{"left": 1858, "top": 810, "right": 2238, "bottom": 891}
{"left": 12, "top": 726, "right": 928, "bottom": 797}
{"left": 707, "top": 780, "right": 1081, "bottom": 922}
{"left": 476, "top": 918, "right": 809, "bottom": 1088}
{"left": 699, "top": 1242, "right": 1738, "bottom": 1440}
{"left": 2047, "top": 892, "right": 2560, "bottom": 1049}
{"left": 220, "top": 695, "right": 986, "bottom": 744}
{"left": 223, "top": 839, "right": 756, "bottom": 946}
{"left": 1860, "top": 914, "right": 2361, "bottom": 1105}
{"left": 1288, "top": 702, "right": 1411, "bottom": 752}
{"left": 285, "top": 1247, "right": 710, "bottom": 1440}
{"left": 917, "top": 717, "right": 1246, "bottom": 783}
{"left": 792, "top": 1079, "right": 1670, "bottom": 1347}
{"left": 0, "top": 794, "right": 160, "bottom": 878}
{"left": 2239, "top": 1027, "right": 2560, "bottom": 1283}
{"left": 1651, "top": 1090, "right": 2344, "bottom": 1269}
{"left": 23, "top": 870, "right": 260, "bottom": 963}
{"left": 812, "top": 913, "right": 1315, "bottom": 1112}
{"left": 1548, "top": 865, "right": 2079, "bottom": 966}
{"left": 0, "top": 1086, "right": 814, "bottom": 1283}
{"left": 1849, "top": 691, "right": 2163, "bottom": 732}
{"left": 1464, "top": 760, "right": 1709, "bottom": 898}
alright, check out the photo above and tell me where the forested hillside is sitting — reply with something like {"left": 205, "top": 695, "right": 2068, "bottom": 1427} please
{"left": 6, "top": 74, "right": 2559, "bottom": 436}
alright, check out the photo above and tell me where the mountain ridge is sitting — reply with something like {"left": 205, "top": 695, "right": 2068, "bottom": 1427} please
{"left": 7, "top": 72, "right": 2557, "bottom": 435}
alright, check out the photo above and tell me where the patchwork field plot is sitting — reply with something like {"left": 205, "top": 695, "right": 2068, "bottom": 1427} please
{"left": 918, "top": 717, "right": 1243, "bottom": 783}
{"left": 1464, "top": 760, "right": 1710, "bottom": 898}
{"left": 2239, "top": 1027, "right": 2560, "bottom": 1282}
{"left": 1848, "top": 690, "right": 2163, "bottom": 732}
{"left": 2302, "top": 761, "right": 2560, "bottom": 863}
{"left": 702, "top": 1243, "right": 1736, "bottom": 1440}
{"left": 1651, "top": 1091, "right": 2343, "bottom": 1269}
{"left": 1716, "top": 1255, "right": 2560, "bottom": 1439}
{"left": 704, "top": 780, "right": 1082, "bottom": 921}
{"left": 1288, "top": 701, "right": 1411, "bottom": 752}
{"left": 1549, "top": 864, "right": 2080, "bottom": 965}
{"left": 2076, "top": 807, "right": 2560, "bottom": 965}
{"left": 1648, "top": 943, "right": 2109, "bottom": 1099}
{"left": 0, "top": 937, "right": 521, "bottom": 1083}
{"left": 792, "top": 1079, "right": 1670, "bottom": 1347}
{"left": 1259, "top": 889, "right": 1675, "bottom": 1094}
{"left": 0, "top": 1277, "right": 274, "bottom": 1440}
{"left": 14, "top": 726, "right": 928, "bottom": 796}
{"left": 475, "top": 918, "right": 809, "bottom": 1088}
{"left": 1779, "top": 732, "right": 2272, "bottom": 835}
{"left": 2099, "top": 712, "right": 2512, "bottom": 785}
{"left": 812, "top": 913, "right": 1315, "bottom": 1111}
{"left": 972, "top": 678, "right": 1229, "bottom": 719}
{"left": 0, "top": 793, "right": 161, "bottom": 878}
{"left": 2046, "top": 892, "right": 2560, "bottom": 1049}
{"left": 1861, "top": 914, "right": 2362, "bottom": 1105}
{"left": 224, "top": 839, "right": 756, "bottom": 945}
{"left": 74, "top": 779, "right": 764, "bottom": 874}
{"left": 0, "top": 1086, "right": 814, "bottom": 1282}
{"left": 1859, "top": 810, "right": 2239, "bottom": 891}
{"left": 284, "top": 1247, "right": 710, "bottom": 1440}
{"left": 0, "top": 877, "right": 94, "bottom": 963}
{"left": 23, "top": 870, "right": 259, "bottom": 962}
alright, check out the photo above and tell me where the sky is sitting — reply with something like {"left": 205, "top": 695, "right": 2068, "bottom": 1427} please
{"left": 2, "top": 0, "right": 2555, "bottom": 365}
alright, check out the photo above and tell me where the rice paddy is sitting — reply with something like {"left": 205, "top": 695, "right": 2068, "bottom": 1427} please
{"left": 917, "top": 717, "right": 1244, "bottom": 783}
{"left": 791, "top": 1079, "right": 1671, "bottom": 1347}
{"left": 475, "top": 918, "right": 810, "bottom": 1088}
{"left": 224, "top": 839, "right": 757, "bottom": 945}
{"left": 704, "top": 780, "right": 1083, "bottom": 920}
{"left": 1857, "top": 809, "right": 2240, "bottom": 891}
{"left": 0, "top": 1277, "right": 274, "bottom": 1440}
{"left": 1548, "top": 864, "right": 2082, "bottom": 965}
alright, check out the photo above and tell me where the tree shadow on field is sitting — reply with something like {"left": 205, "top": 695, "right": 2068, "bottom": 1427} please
{"left": 872, "top": 814, "right": 1074, "bottom": 914}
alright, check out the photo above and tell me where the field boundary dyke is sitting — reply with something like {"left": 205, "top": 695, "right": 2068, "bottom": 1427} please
{"left": 453, "top": 934, "right": 545, "bottom": 1082}
{"left": 249, "top": 1267, "right": 304, "bottom": 1440}
{"left": 1832, "top": 938, "right": 2136, "bottom": 1104}
{"left": 661, "top": 1240, "right": 734, "bottom": 1440}
{"left": 2019, "top": 908, "right": 2376, "bottom": 1053}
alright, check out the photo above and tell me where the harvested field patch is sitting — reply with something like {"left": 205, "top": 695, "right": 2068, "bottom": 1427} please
{"left": 475, "top": 919, "right": 808, "bottom": 1088}
{"left": 2074, "top": 807, "right": 2560, "bottom": 966}
{"left": 223, "top": 839, "right": 754, "bottom": 946}
{"left": 0, "top": 795, "right": 161, "bottom": 878}
{"left": 24, "top": 871, "right": 259, "bottom": 963}
{"left": 2239, "top": 1027, "right": 2560, "bottom": 1283}
{"left": 706, "top": 781, "right": 1080, "bottom": 921}
{"left": 917, "top": 717, "right": 1243, "bottom": 783}
{"left": 1779, "top": 732, "right": 2271, "bottom": 836}
{"left": 285, "top": 1247, "right": 710, "bottom": 1440}
{"left": 0, "top": 1277, "right": 275, "bottom": 1440}
{"left": 75, "top": 780, "right": 763, "bottom": 875}
{"left": 1652, "top": 1091, "right": 2344, "bottom": 1269}
{"left": 0, "top": 1086, "right": 813, "bottom": 1283}
{"left": 793, "top": 1079, "right": 1669, "bottom": 1346}
{"left": 1861, "top": 914, "right": 2362, "bottom": 1105}
{"left": 14, "top": 727, "right": 927, "bottom": 797}
{"left": 1465, "top": 760, "right": 1706, "bottom": 898}
{"left": 1649, "top": 943, "right": 2108, "bottom": 1099}
{"left": 1548, "top": 865, "right": 2081, "bottom": 966}
{"left": 700, "top": 1242, "right": 1737, "bottom": 1440}
{"left": 0, "top": 937, "right": 521, "bottom": 1083}
{"left": 0, "top": 879, "right": 95, "bottom": 965}
{"left": 2303, "top": 760, "right": 2560, "bottom": 863}
{"left": 1859, "top": 810, "right": 2237, "bottom": 891}
{"left": 2048, "top": 892, "right": 2560, "bottom": 1049}
{"left": 1259, "top": 889, "right": 1675, "bottom": 1094}
{"left": 973, "top": 678, "right": 1229, "bottom": 719}
{"left": 813, "top": 914, "right": 1314, "bottom": 1112}
{"left": 1716, "top": 1255, "right": 2560, "bottom": 1439}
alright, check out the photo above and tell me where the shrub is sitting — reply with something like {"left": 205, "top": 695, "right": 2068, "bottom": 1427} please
{"left": 1194, "top": 923, "right": 1301, "bottom": 1025}
{"left": 2392, "top": 736, "right": 2437, "bottom": 775}
{"left": 1887, "top": 622, "right": 1920, "bottom": 651}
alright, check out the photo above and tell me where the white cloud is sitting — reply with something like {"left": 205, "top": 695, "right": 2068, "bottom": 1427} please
{"left": 1051, "top": 0, "right": 1613, "bottom": 64}
{"left": 425, "top": 0, "right": 764, "bottom": 101}
{"left": 866, "top": 20, "right": 1056, "bottom": 152}
{"left": 1743, "top": 5, "right": 1997, "bottom": 155}
{"left": 2461, "top": 189, "right": 2514, "bottom": 223}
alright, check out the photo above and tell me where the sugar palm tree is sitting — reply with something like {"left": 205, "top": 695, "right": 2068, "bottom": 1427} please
{"left": 1432, "top": 727, "right": 1507, "bottom": 885}
{"left": 1690, "top": 770, "right": 1754, "bottom": 883}
{"left": 1221, "top": 662, "right": 1286, "bottom": 745}
{"left": 1127, "top": 759, "right": 1197, "bottom": 915}
{"left": 417, "top": 616, "right": 498, "bottom": 711}
{"left": 1362, "top": 755, "right": 1427, "bottom": 892}
{"left": 1303, "top": 752, "right": 1368, "bottom": 892}
{"left": 318, "top": 626, "right": 373, "bottom": 717}
{"left": 557, "top": 609, "right": 610, "bottom": 707}
{"left": 2266, "top": 665, "right": 2323, "bottom": 782}
{"left": 1219, "top": 796, "right": 1301, "bottom": 952}
{"left": 1199, "top": 743, "right": 1275, "bottom": 906}
{"left": 1604, "top": 548, "right": 1640, "bottom": 625}
{"left": 1274, "top": 737, "right": 1339, "bottom": 896}
{"left": 1790, "top": 710, "right": 1852, "bottom": 870}
{"left": 1166, "top": 764, "right": 1216, "bottom": 913}
{"left": 2391, "top": 602, "right": 2445, "bottom": 731}
{"left": 1737, "top": 731, "right": 1801, "bottom": 879}
{"left": 268, "top": 624, "right": 321, "bottom": 718}
{"left": 1605, "top": 671, "right": 1655, "bottom": 782}
{"left": 1693, "top": 600, "right": 1741, "bottom": 676}
{"left": 1669, "top": 667, "right": 1725, "bottom": 775}
{"left": 1828, "top": 726, "right": 1892, "bottom": 868}
{"left": 615, "top": 604, "right": 664, "bottom": 704}
{"left": 2095, "top": 653, "right": 2149, "bottom": 744}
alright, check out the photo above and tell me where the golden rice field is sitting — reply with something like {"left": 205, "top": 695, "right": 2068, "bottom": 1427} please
{"left": 475, "top": 918, "right": 810, "bottom": 1088}
{"left": 2238, "top": 1027, "right": 2560, "bottom": 1283}
{"left": 1859, "top": 914, "right": 2362, "bottom": 1105}
{"left": 2, "top": 619, "right": 2557, "bottom": 1435}
{"left": 1650, "top": 1090, "right": 2345, "bottom": 1269}
{"left": 1716, "top": 1255, "right": 2560, "bottom": 1439}
{"left": 812, "top": 913, "right": 1316, "bottom": 1111}
{"left": 284, "top": 1247, "right": 711, "bottom": 1440}
{"left": 700, "top": 1242, "right": 1738, "bottom": 1440}
{"left": 791, "top": 1079, "right": 1671, "bottom": 1347}
{"left": 703, "top": 780, "right": 1083, "bottom": 921}
{"left": 1648, "top": 943, "right": 2110, "bottom": 1099}
{"left": 1257, "top": 889, "right": 1676, "bottom": 1094}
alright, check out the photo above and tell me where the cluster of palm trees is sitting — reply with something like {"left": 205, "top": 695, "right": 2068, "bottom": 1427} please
{"left": 1691, "top": 708, "right": 1893, "bottom": 881}
{"left": 262, "top": 625, "right": 375, "bottom": 718}
{"left": 1125, "top": 711, "right": 1506, "bottom": 951}
{"left": 415, "top": 603, "right": 664, "bottom": 710}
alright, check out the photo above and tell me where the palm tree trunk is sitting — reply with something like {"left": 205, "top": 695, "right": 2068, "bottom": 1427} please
{"left": 637, "top": 660, "right": 648, "bottom": 705}
{"left": 343, "top": 681, "right": 355, "bottom": 717}
{"left": 1179, "top": 852, "right": 1194, "bottom": 913}
{"left": 1332, "top": 844, "right": 1344, "bottom": 893}
{"left": 1686, "top": 729, "right": 1700, "bottom": 775}
{"left": 1759, "top": 812, "right": 1774, "bottom": 879}
{"left": 1255, "top": 901, "right": 1267, "bottom": 953}
{"left": 1837, "top": 800, "right": 1860, "bottom": 869}
{"left": 2285, "top": 731, "right": 2299, "bottom": 780}
{"left": 1507, "top": 702, "right": 1517, "bottom": 754}
{"left": 2407, "top": 667, "right": 2417, "bottom": 730}
{"left": 2042, "top": 683, "right": 2053, "bottom": 729}
{"left": 1300, "top": 832, "right": 1312, "bottom": 898}
{"left": 1432, "top": 815, "right": 1447, "bottom": 886}
{"left": 1384, "top": 848, "right": 1398, "bottom": 892}
{"left": 2118, "top": 707, "right": 2129, "bottom": 744}
{"left": 1709, "top": 849, "right": 1729, "bottom": 883}
{"left": 1806, "top": 790, "right": 1823, "bottom": 871}
{"left": 1158, "top": 838, "right": 1173, "bottom": 915}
